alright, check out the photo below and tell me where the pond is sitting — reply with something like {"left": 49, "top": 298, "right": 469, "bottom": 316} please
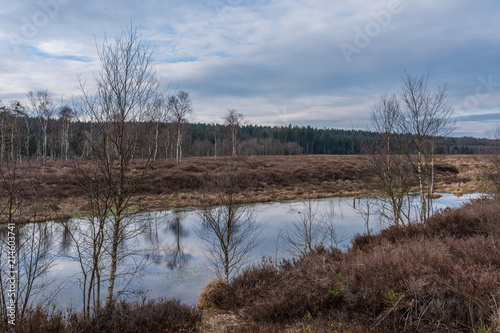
{"left": 10, "top": 193, "right": 482, "bottom": 310}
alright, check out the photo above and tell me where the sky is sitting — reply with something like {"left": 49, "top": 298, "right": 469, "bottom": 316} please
{"left": 1, "top": 0, "right": 499, "bottom": 137}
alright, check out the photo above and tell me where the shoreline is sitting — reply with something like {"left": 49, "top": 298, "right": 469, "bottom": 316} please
{"left": 1, "top": 154, "right": 491, "bottom": 223}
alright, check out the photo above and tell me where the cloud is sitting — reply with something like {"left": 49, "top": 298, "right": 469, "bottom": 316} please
{"left": 0, "top": 0, "right": 499, "bottom": 136}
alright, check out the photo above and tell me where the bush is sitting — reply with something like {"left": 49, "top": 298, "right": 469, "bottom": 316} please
{"left": 214, "top": 199, "right": 500, "bottom": 332}
{"left": 0, "top": 306, "right": 66, "bottom": 333}
{"left": 69, "top": 299, "right": 200, "bottom": 333}
{"left": 0, "top": 299, "right": 200, "bottom": 333}
{"left": 228, "top": 248, "right": 344, "bottom": 323}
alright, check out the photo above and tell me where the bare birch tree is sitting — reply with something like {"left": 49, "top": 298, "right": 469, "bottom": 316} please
{"left": 196, "top": 159, "right": 262, "bottom": 282}
{"left": 367, "top": 73, "right": 453, "bottom": 225}
{"left": 224, "top": 109, "right": 243, "bottom": 157}
{"left": 169, "top": 90, "right": 193, "bottom": 164}
{"left": 76, "top": 25, "right": 161, "bottom": 304}
{"left": 150, "top": 94, "right": 170, "bottom": 161}
{"left": 398, "top": 72, "right": 454, "bottom": 224}
{"left": 27, "top": 90, "right": 55, "bottom": 165}
{"left": 283, "top": 198, "right": 323, "bottom": 256}
{"left": 64, "top": 161, "right": 112, "bottom": 317}
{"left": 283, "top": 198, "right": 346, "bottom": 255}
{"left": 0, "top": 160, "right": 60, "bottom": 323}
{"left": 58, "top": 105, "right": 74, "bottom": 162}
{"left": 366, "top": 93, "right": 413, "bottom": 226}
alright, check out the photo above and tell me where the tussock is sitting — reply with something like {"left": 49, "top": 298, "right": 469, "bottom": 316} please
{"left": 198, "top": 280, "right": 235, "bottom": 310}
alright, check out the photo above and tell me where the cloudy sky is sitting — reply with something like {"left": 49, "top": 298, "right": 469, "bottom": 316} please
{"left": 1, "top": 0, "right": 499, "bottom": 137}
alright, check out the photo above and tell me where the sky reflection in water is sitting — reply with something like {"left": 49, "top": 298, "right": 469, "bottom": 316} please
{"left": 45, "top": 193, "right": 480, "bottom": 308}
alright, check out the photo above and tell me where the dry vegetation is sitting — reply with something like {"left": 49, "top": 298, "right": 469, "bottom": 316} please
{"left": 11, "top": 197, "right": 500, "bottom": 332}
{"left": 3, "top": 181, "right": 500, "bottom": 331}
{"left": 0, "top": 154, "right": 490, "bottom": 223}
{"left": 199, "top": 198, "right": 500, "bottom": 332}
{"left": 0, "top": 299, "right": 200, "bottom": 333}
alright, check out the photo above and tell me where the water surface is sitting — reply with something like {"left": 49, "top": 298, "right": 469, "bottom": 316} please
{"left": 32, "top": 193, "right": 481, "bottom": 309}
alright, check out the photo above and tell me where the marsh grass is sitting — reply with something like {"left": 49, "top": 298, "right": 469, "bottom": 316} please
{"left": 1, "top": 154, "right": 488, "bottom": 223}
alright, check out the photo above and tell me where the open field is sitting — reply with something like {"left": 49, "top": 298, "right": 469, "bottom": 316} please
{"left": 0, "top": 154, "right": 492, "bottom": 222}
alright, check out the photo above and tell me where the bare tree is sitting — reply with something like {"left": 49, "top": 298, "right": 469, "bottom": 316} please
{"left": 368, "top": 73, "right": 454, "bottom": 225}
{"left": 351, "top": 196, "right": 376, "bottom": 235}
{"left": 9, "top": 101, "right": 27, "bottom": 162}
{"left": 169, "top": 90, "right": 193, "bottom": 164}
{"left": 58, "top": 105, "right": 74, "bottom": 162}
{"left": 64, "top": 161, "right": 112, "bottom": 317}
{"left": 318, "top": 199, "right": 347, "bottom": 249}
{"left": 366, "top": 93, "right": 414, "bottom": 226}
{"left": 76, "top": 25, "right": 161, "bottom": 304}
{"left": 283, "top": 198, "right": 347, "bottom": 255}
{"left": 0, "top": 101, "right": 26, "bottom": 162}
{"left": 398, "top": 72, "right": 454, "bottom": 223}
{"left": 0, "top": 160, "right": 60, "bottom": 323}
{"left": 224, "top": 109, "right": 243, "bottom": 157}
{"left": 196, "top": 159, "right": 262, "bottom": 282}
{"left": 27, "top": 90, "right": 55, "bottom": 165}
{"left": 283, "top": 198, "right": 323, "bottom": 256}
{"left": 485, "top": 124, "right": 500, "bottom": 196}
{"left": 150, "top": 94, "right": 170, "bottom": 161}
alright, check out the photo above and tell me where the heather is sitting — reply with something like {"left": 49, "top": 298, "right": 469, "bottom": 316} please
{"left": 200, "top": 198, "right": 500, "bottom": 332}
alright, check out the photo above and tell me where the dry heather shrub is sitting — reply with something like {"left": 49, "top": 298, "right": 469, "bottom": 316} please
{"left": 0, "top": 306, "right": 66, "bottom": 333}
{"left": 220, "top": 199, "right": 500, "bottom": 332}
{"left": 0, "top": 300, "right": 200, "bottom": 333}
{"left": 68, "top": 299, "right": 200, "bottom": 333}
{"left": 352, "top": 198, "right": 500, "bottom": 251}
{"left": 342, "top": 235, "right": 500, "bottom": 331}
{"left": 351, "top": 223, "right": 425, "bottom": 251}
{"left": 229, "top": 249, "right": 344, "bottom": 323}
{"left": 198, "top": 280, "right": 235, "bottom": 310}
{"left": 427, "top": 198, "right": 500, "bottom": 237}
{"left": 228, "top": 258, "right": 283, "bottom": 311}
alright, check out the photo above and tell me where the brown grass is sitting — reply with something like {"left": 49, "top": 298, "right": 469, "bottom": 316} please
{"left": 0, "top": 154, "right": 490, "bottom": 222}
{"left": 198, "top": 280, "right": 235, "bottom": 310}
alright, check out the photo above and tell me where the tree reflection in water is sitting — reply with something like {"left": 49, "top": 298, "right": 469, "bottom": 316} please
{"left": 165, "top": 216, "right": 189, "bottom": 270}
{"left": 144, "top": 217, "right": 162, "bottom": 265}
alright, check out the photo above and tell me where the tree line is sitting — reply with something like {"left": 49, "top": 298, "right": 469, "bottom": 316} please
{"left": 0, "top": 100, "right": 496, "bottom": 163}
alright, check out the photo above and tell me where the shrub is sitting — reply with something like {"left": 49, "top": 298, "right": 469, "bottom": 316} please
{"left": 228, "top": 248, "right": 344, "bottom": 323}
{"left": 0, "top": 299, "right": 200, "bottom": 333}
{"left": 68, "top": 299, "right": 200, "bottom": 333}
{"left": 215, "top": 199, "right": 500, "bottom": 332}
{"left": 0, "top": 306, "right": 66, "bottom": 333}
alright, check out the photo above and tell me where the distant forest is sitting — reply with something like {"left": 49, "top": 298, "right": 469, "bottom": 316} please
{"left": 191, "top": 123, "right": 496, "bottom": 156}
{"left": 0, "top": 112, "right": 496, "bottom": 161}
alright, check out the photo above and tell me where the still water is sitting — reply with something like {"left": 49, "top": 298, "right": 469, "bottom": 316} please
{"left": 36, "top": 193, "right": 480, "bottom": 309}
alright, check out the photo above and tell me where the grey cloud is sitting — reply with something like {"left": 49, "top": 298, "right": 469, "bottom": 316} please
{"left": 1, "top": 0, "right": 499, "bottom": 136}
